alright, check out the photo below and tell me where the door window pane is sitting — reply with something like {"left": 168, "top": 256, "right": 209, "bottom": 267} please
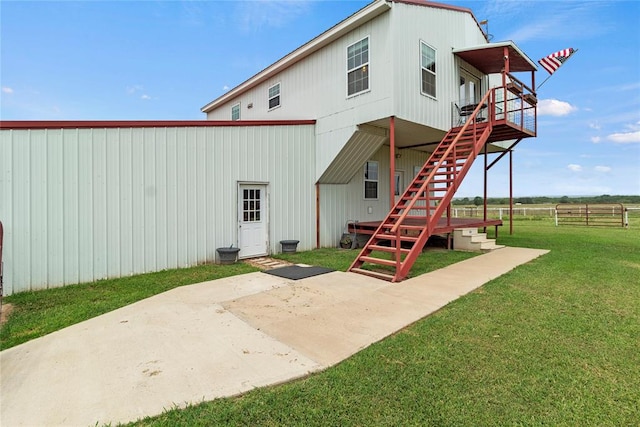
{"left": 242, "top": 188, "right": 262, "bottom": 223}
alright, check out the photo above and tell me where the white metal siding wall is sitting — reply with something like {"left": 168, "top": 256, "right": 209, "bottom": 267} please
{"left": 391, "top": 3, "right": 489, "bottom": 130}
{"left": 0, "top": 125, "right": 315, "bottom": 295}
{"left": 206, "top": 12, "right": 394, "bottom": 181}
{"left": 319, "top": 145, "right": 429, "bottom": 247}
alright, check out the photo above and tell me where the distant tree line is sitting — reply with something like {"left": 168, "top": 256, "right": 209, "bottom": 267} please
{"left": 452, "top": 195, "right": 640, "bottom": 206}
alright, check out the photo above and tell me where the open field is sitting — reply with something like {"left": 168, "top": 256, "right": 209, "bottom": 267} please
{"left": 2, "top": 219, "right": 639, "bottom": 426}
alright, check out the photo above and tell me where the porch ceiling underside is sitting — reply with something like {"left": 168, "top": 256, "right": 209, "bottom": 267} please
{"left": 318, "top": 126, "right": 388, "bottom": 184}
{"left": 366, "top": 117, "right": 515, "bottom": 154}
{"left": 317, "top": 118, "right": 515, "bottom": 184}
{"left": 453, "top": 41, "right": 537, "bottom": 74}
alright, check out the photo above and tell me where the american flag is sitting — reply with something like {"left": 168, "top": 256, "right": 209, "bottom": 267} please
{"left": 538, "top": 48, "right": 575, "bottom": 75}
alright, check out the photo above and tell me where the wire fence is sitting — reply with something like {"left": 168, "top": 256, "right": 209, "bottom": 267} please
{"left": 452, "top": 206, "right": 640, "bottom": 226}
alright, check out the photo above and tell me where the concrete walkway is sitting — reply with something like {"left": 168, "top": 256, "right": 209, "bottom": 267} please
{"left": 0, "top": 247, "right": 548, "bottom": 426}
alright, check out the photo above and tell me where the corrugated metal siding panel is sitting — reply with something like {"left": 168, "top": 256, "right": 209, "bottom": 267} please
{"left": 318, "top": 184, "right": 348, "bottom": 248}
{"left": 0, "top": 130, "right": 14, "bottom": 293}
{"left": 318, "top": 128, "right": 388, "bottom": 184}
{"left": 391, "top": 3, "right": 489, "bottom": 130}
{"left": 315, "top": 125, "right": 356, "bottom": 181}
{"left": 206, "top": 13, "right": 394, "bottom": 181}
{"left": 47, "top": 129, "right": 65, "bottom": 286}
{"left": 319, "top": 145, "right": 430, "bottom": 247}
{"left": 0, "top": 124, "right": 315, "bottom": 295}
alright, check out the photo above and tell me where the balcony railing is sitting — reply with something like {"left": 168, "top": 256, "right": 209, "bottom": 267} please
{"left": 452, "top": 74, "right": 537, "bottom": 136}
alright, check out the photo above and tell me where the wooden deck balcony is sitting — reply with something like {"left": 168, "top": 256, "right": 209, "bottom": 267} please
{"left": 453, "top": 75, "right": 537, "bottom": 145}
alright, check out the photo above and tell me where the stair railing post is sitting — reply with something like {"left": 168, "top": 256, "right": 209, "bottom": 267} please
{"left": 395, "top": 225, "right": 401, "bottom": 271}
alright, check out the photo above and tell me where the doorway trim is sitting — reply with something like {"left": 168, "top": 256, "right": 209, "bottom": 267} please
{"left": 237, "top": 181, "right": 269, "bottom": 259}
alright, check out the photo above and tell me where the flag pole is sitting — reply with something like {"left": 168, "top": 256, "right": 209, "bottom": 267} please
{"left": 537, "top": 48, "right": 579, "bottom": 90}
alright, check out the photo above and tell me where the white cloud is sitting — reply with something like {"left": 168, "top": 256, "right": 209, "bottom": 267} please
{"left": 235, "top": 0, "right": 312, "bottom": 32}
{"left": 628, "top": 120, "right": 640, "bottom": 131}
{"left": 2, "top": 86, "right": 14, "bottom": 94}
{"left": 140, "top": 94, "right": 151, "bottom": 100}
{"left": 222, "top": 85, "right": 230, "bottom": 91}
{"left": 590, "top": 136, "right": 601, "bottom": 143}
{"left": 588, "top": 121, "right": 601, "bottom": 130}
{"left": 567, "top": 164, "right": 582, "bottom": 172}
{"left": 595, "top": 166, "right": 611, "bottom": 173}
{"left": 126, "top": 85, "right": 144, "bottom": 95}
{"left": 606, "top": 130, "right": 640, "bottom": 144}
{"left": 538, "top": 99, "right": 577, "bottom": 116}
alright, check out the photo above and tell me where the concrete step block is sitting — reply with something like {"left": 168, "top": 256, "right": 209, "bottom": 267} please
{"left": 454, "top": 228, "right": 479, "bottom": 237}
{"left": 470, "top": 233, "right": 488, "bottom": 243}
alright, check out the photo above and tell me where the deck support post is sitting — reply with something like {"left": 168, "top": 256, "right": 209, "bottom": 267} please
{"left": 483, "top": 142, "right": 488, "bottom": 232}
{"left": 390, "top": 116, "right": 396, "bottom": 211}
{"left": 509, "top": 150, "right": 514, "bottom": 235}
{"left": 315, "top": 183, "right": 320, "bottom": 248}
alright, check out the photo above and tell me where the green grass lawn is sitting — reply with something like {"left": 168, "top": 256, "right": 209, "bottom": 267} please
{"left": 2, "top": 219, "right": 639, "bottom": 426}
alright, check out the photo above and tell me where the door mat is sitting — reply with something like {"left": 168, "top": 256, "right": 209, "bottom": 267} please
{"left": 263, "top": 265, "right": 334, "bottom": 280}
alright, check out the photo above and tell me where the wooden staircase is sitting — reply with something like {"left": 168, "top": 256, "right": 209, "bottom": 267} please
{"left": 348, "top": 91, "right": 494, "bottom": 282}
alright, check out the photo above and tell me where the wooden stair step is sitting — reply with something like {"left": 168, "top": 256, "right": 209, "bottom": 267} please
{"left": 374, "top": 233, "right": 418, "bottom": 242}
{"left": 350, "top": 268, "right": 395, "bottom": 282}
{"left": 398, "top": 224, "right": 429, "bottom": 230}
{"left": 368, "top": 245, "right": 410, "bottom": 253}
{"left": 397, "top": 206, "right": 437, "bottom": 211}
{"left": 359, "top": 256, "right": 398, "bottom": 267}
{"left": 389, "top": 214, "right": 433, "bottom": 219}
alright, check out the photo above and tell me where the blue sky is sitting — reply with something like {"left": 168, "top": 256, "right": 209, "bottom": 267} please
{"left": 1, "top": 0, "right": 639, "bottom": 197}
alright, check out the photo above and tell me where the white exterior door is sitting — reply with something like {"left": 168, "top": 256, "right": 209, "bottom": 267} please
{"left": 459, "top": 70, "right": 481, "bottom": 105}
{"left": 238, "top": 184, "right": 268, "bottom": 258}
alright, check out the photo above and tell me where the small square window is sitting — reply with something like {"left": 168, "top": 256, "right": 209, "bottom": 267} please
{"left": 364, "top": 160, "right": 378, "bottom": 200}
{"left": 268, "top": 83, "right": 280, "bottom": 110}
{"left": 231, "top": 103, "right": 240, "bottom": 121}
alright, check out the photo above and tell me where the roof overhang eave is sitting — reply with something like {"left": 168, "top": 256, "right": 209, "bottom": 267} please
{"left": 201, "top": 0, "right": 392, "bottom": 114}
{"left": 453, "top": 41, "right": 538, "bottom": 74}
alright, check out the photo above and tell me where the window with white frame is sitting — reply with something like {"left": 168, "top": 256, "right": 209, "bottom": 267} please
{"left": 347, "top": 37, "right": 369, "bottom": 96}
{"left": 231, "top": 103, "right": 240, "bottom": 121}
{"left": 421, "top": 41, "right": 436, "bottom": 97}
{"left": 268, "top": 83, "right": 280, "bottom": 110}
{"left": 364, "top": 160, "right": 378, "bottom": 199}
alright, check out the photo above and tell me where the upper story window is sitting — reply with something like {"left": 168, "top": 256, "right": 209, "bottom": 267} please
{"left": 268, "top": 83, "right": 281, "bottom": 110}
{"left": 421, "top": 41, "right": 436, "bottom": 98}
{"left": 231, "top": 103, "right": 240, "bottom": 121}
{"left": 347, "top": 37, "right": 369, "bottom": 97}
{"left": 364, "top": 160, "right": 378, "bottom": 199}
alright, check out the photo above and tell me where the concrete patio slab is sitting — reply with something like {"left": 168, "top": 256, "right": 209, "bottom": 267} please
{"left": 0, "top": 246, "right": 548, "bottom": 426}
{"left": 0, "top": 273, "right": 321, "bottom": 427}
{"left": 224, "top": 247, "right": 549, "bottom": 367}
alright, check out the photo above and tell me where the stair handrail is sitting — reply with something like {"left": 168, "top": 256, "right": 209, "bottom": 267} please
{"left": 390, "top": 89, "right": 493, "bottom": 233}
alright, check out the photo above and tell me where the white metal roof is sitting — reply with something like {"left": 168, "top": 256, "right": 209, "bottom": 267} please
{"left": 453, "top": 41, "right": 538, "bottom": 73}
